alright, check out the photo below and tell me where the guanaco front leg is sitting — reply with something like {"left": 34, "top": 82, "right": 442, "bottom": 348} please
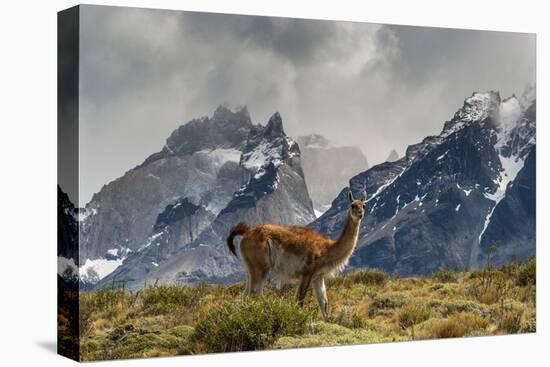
{"left": 296, "top": 273, "right": 313, "bottom": 307}
{"left": 313, "top": 276, "right": 329, "bottom": 320}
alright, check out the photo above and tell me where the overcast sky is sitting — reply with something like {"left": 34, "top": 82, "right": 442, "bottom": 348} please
{"left": 78, "top": 5, "right": 535, "bottom": 205}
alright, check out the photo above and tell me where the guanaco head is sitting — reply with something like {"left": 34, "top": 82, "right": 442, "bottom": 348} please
{"left": 348, "top": 191, "right": 367, "bottom": 220}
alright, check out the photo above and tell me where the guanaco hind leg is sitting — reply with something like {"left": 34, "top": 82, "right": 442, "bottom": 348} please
{"left": 240, "top": 236, "right": 269, "bottom": 296}
{"left": 313, "top": 276, "right": 329, "bottom": 320}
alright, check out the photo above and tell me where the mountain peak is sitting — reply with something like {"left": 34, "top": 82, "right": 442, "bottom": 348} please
{"left": 312, "top": 88, "right": 535, "bottom": 277}
{"left": 265, "top": 112, "right": 284, "bottom": 136}
{"left": 212, "top": 104, "right": 251, "bottom": 124}
{"left": 441, "top": 91, "right": 502, "bottom": 138}
{"left": 456, "top": 91, "right": 501, "bottom": 123}
{"left": 386, "top": 149, "right": 399, "bottom": 162}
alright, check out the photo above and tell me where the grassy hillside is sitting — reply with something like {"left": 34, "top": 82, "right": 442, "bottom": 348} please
{"left": 78, "top": 258, "right": 535, "bottom": 361}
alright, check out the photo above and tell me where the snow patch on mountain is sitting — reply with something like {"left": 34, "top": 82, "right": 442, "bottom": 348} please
{"left": 80, "top": 257, "right": 125, "bottom": 284}
{"left": 366, "top": 167, "right": 407, "bottom": 204}
{"left": 242, "top": 141, "right": 282, "bottom": 171}
{"left": 477, "top": 95, "right": 531, "bottom": 245}
{"left": 58, "top": 256, "right": 78, "bottom": 280}
{"left": 443, "top": 92, "right": 500, "bottom": 138}
{"left": 107, "top": 248, "right": 119, "bottom": 257}
{"left": 457, "top": 183, "right": 472, "bottom": 197}
{"left": 457, "top": 92, "right": 498, "bottom": 123}
{"left": 436, "top": 151, "right": 448, "bottom": 161}
{"left": 202, "top": 148, "right": 242, "bottom": 167}
{"left": 78, "top": 207, "right": 97, "bottom": 222}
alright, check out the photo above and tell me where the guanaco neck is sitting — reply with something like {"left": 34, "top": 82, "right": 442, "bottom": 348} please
{"left": 323, "top": 211, "right": 361, "bottom": 264}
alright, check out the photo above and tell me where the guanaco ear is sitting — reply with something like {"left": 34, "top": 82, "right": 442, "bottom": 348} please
{"left": 348, "top": 191, "right": 354, "bottom": 203}
{"left": 361, "top": 191, "right": 367, "bottom": 202}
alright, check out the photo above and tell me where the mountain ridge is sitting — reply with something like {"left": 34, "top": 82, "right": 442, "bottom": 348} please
{"left": 311, "top": 89, "right": 536, "bottom": 275}
{"left": 89, "top": 106, "right": 315, "bottom": 289}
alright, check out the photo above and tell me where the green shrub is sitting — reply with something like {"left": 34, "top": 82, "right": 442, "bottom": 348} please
{"left": 432, "top": 283, "right": 460, "bottom": 297}
{"left": 141, "top": 285, "right": 205, "bottom": 315}
{"left": 398, "top": 303, "right": 431, "bottom": 339}
{"left": 192, "top": 295, "right": 313, "bottom": 352}
{"left": 81, "top": 325, "right": 194, "bottom": 360}
{"left": 442, "top": 299, "right": 484, "bottom": 316}
{"left": 433, "top": 269, "right": 458, "bottom": 283}
{"left": 330, "top": 269, "right": 388, "bottom": 287}
{"left": 89, "top": 288, "right": 127, "bottom": 312}
{"left": 516, "top": 258, "right": 536, "bottom": 286}
{"left": 79, "top": 297, "right": 94, "bottom": 339}
{"left": 272, "top": 322, "right": 398, "bottom": 348}
{"left": 348, "top": 269, "right": 389, "bottom": 286}
{"left": 498, "top": 299, "right": 525, "bottom": 333}
{"left": 331, "top": 306, "right": 365, "bottom": 329}
{"left": 372, "top": 292, "right": 407, "bottom": 309}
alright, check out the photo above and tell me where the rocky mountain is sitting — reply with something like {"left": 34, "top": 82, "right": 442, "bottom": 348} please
{"left": 386, "top": 149, "right": 399, "bottom": 162}
{"left": 296, "top": 134, "right": 368, "bottom": 216}
{"left": 312, "top": 89, "right": 536, "bottom": 275}
{"left": 80, "top": 106, "right": 314, "bottom": 289}
{"left": 57, "top": 186, "right": 79, "bottom": 282}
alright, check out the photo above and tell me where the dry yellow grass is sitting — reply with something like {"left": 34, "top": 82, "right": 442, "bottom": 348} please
{"left": 73, "top": 258, "right": 535, "bottom": 361}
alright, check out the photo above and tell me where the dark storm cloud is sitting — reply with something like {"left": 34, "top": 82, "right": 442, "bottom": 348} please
{"left": 77, "top": 5, "right": 535, "bottom": 205}
{"left": 58, "top": 6, "right": 80, "bottom": 204}
{"left": 382, "top": 25, "right": 535, "bottom": 89}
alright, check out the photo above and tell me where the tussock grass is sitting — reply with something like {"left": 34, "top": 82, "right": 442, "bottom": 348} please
{"left": 193, "top": 295, "right": 313, "bottom": 352}
{"left": 78, "top": 258, "right": 536, "bottom": 361}
{"left": 433, "top": 269, "right": 459, "bottom": 283}
{"left": 398, "top": 302, "right": 431, "bottom": 339}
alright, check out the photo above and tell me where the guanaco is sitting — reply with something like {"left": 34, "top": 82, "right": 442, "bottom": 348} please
{"left": 226, "top": 190, "right": 366, "bottom": 319}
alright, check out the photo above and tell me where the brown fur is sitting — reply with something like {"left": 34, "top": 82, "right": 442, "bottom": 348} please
{"left": 226, "top": 191, "right": 367, "bottom": 319}
{"left": 227, "top": 222, "right": 250, "bottom": 256}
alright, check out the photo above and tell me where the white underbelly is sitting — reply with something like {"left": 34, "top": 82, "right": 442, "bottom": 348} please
{"left": 267, "top": 239, "right": 355, "bottom": 284}
{"left": 268, "top": 241, "right": 308, "bottom": 282}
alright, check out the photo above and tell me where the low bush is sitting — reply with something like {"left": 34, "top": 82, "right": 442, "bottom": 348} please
{"left": 398, "top": 302, "right": 431, "bottom": 339}
{"left": 372, "top": 292, "right": 407, "bottom": 310}
{"left": 498, "top": 299, "right": 525, "bottom": 333}
{"left": 192, "top": 295, "right": 314, "bottom": 352}
{"left": 433, "top": 269, "right": 459, "bottom": 283}
{"left": 441, "top": 299, "right": 484, "bottom": 317}
{"left": 272, "top": 322, "right": 398, "bottom": 348}
{"left": 516, "top": 258, "right": 536, "bottom": 286}
{"left": 429, "top": 312, "right": 488, "bottom": 339}
{"left": 88, "top": 287, "right": 127, "bottom": 312}
{"left": 141, "top": 284, "right": 205, "bottom": 315}
{"left": 499, "top": 310, "right": 522, "bottom": 333}
{"left": 467, "top": 269, "right": 511, "bottom": 304}
{"left": 331, "top": 306, "right": 365, "bottom": 329}
{"left": 430, "top": 317, "right": 466, "bottom": 338}
{"left": 329, "top": 269, "right": 388, "bottom": 287}
{"left": 81, "top": 325, "right": 194, "bottom": 360}
{"left": 79, "top": 297, "right": 94, "bottom": 339}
